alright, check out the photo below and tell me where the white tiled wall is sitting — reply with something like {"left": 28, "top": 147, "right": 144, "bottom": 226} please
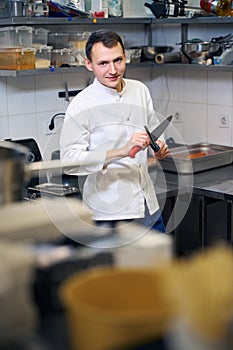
{"left": 207, "top": 105, "right": 232, "bottom": 145}
{"left": 0, "top": 77, "right": 7, "bottom": 117}
{"left": 7, "top": 76, "right": 36, "bottom": 115}
{"left": 0, "top": 116, "right": 8, "bottom": 140}
{"left": 0, "top": 2, "right": 233, "bottom": 158}
{"left": 152, "top": 66, "right": 233, "bottom": 146}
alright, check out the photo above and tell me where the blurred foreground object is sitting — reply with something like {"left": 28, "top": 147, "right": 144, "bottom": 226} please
{"left": 60, "top": 244, "right": 233, "bottom": 350}
{"left": 0, "top": 240, "right": 38, "bottom": 347}
{"left": 60, "top": 266, "right": 175, "bottom": 350}
{"left": 166, "top": 244, "right": 233, "bottom": 350}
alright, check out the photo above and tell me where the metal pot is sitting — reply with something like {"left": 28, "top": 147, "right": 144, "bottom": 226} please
{"left": 0, "top": 141, "right": 97, "bottom": 205}
{"left": 181, "top": 40, "right": 220, "bottom": 63}
{"left": 182, "top": 41, "right": 220, "bottom": 54}
{"left": 140, "top": 45, "right": 174, "bottom": 61}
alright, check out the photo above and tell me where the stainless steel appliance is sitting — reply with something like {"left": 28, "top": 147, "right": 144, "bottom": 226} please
{"left": 1, "top": 138, "right": 81, "bottom": 203}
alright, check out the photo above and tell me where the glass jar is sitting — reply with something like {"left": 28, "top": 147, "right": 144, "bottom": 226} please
{"left": 215, "top": 0, "right": 231, "bottom": 15}
{"left": 200, "top": 0, "right": 231, "bottom": 15}
{"left": 108, "top": 0, "right": 123, "bottom": 17}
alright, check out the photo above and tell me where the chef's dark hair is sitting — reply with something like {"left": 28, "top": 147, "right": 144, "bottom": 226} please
{"left": 85, "top": 29, "right": 125, "bottom": 62}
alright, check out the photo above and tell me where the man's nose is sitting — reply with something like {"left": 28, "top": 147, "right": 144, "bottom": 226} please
{"left": 109, "top": 62, "right": 117, "bottom": 74}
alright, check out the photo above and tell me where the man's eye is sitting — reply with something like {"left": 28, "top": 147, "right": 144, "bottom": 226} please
{"left": 100, "top": 62, "right": 107, "bottom": 66}
{"left": 115, "top": 58, "right": 123, "bottom": 63}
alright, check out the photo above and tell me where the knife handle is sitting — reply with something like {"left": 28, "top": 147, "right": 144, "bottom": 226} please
{"left": 129, "top": 146, "right": 141, "bottom": 158}
{"left": 153, "top": 143, "right": 160, "bottom": 152}
{"left": 129, "top": 142, "right": 160, "bottom": 158}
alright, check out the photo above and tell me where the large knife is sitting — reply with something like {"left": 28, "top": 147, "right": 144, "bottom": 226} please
{"left": 129, "top": 115, "right": 173, "bottom": 158}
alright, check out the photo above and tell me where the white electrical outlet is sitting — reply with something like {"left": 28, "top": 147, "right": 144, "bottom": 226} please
{"left": 218, "top": 114, "right": 230, "bottom": 128}
{"left": 44, "top": 120, "right": 56, "bottom": 135}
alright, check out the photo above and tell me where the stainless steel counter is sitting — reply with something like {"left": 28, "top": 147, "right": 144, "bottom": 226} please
{"left": 149, "top": 163, "right": 233, "bottom": 255}
{"left": 162, "top": 163, "right": 233, "bottom": 200}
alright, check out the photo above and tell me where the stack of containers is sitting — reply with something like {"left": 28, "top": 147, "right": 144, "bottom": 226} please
{"left": 32, "top": 28, "right": 52, "bottom": 69}
{"left": 48, "top": 31, "right": 91, "bottom": 67}
{"left": 0, "top": 26, "right": 36, "bottom": 70}
{"left": 69, "top": 32, "right": 91, "bottom": 66}
{"left": 48, "top": 32, "right": 72, "bottom": 67}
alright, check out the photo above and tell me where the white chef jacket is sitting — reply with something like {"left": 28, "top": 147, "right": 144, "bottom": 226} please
{"left": 60, "top": 78, "right": 164, "bottom": 221}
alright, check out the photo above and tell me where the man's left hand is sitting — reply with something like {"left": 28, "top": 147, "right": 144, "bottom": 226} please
{"left": 154, "top": 140, "right": 169, "bottom": 160}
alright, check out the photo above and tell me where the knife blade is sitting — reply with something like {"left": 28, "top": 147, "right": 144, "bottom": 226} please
{"left": 129, "top": 115, "right": 173, "bottom": 158}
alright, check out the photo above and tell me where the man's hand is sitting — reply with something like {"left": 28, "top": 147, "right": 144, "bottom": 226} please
{"left": 154, "top": 140, "right": 169, "bottom": 160}
{"left": 127, "top": 132, "right": 150, "bottom": 157}
{"left": 104, "top": 132, "right": 150, "bottom": 166}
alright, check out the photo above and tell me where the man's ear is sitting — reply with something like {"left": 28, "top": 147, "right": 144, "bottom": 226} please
{"left": 85, "top": 57, "right": 93, "bottom": 72}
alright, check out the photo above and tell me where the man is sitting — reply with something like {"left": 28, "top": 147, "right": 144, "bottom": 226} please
{"left": 60, "top": 29, "right": 169, "bottom": 232}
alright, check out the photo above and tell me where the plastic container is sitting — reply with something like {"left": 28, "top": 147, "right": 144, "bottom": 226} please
{"left": 0, "top": 47, "right": 36, "bottom": 70}
{"left": 35, "top": 45, "right": 52, "bottom": 68}
{"left": 128, "top": 47, "right": 142, "bottom": 64}
{"left": 91, "top": 0, "right": 108, "bottom": 18}
{"left": 218, "top": 47, "right": 233, "bottom": 65}
{"left": 0, "top": 0, "right": 11, "bottom": 18}
{"left": 0, "top": 0, "right": 30, "bottom": 18}
{"left": 60, "top": 267, "right": 173, "bottom": 350}
{"left": 33, "top": 28, "right": 49, "bottom": 48}
{"left": 70, "top": 49, "right": 86, "bottom": 66}
{"left": 0, "top": 26, "right": 33, "bottom": 48}
{"left": 68, "top": 31, "right": 90, "bottom": 50}
{"left": 48, "top": 32, "right": 70, "bottom": 49}
{"left": 9, "top": 0, "right": 29, "bottom": 17}
{"left": 33, "top": 1, "right": 49, "bottom": 17}
{"left": 51, "top": 48, "right": 74, "bottom": 67}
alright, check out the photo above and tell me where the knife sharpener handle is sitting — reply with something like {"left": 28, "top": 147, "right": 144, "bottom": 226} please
{"left": 129, "top": 146, "right": 141, "bottom": 158}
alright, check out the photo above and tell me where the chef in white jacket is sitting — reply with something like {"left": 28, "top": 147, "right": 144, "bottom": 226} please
{"left": 60, "top": 29, "right": 169, "bottom": 232}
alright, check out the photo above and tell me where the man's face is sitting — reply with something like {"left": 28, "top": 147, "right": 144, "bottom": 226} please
{"left": 85, "top": 42, "right": 126, "bottom": 92}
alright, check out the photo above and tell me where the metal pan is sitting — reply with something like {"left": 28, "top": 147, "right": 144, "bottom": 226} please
{"left": 159, "top": 143, "right": 233, "bottom": 174}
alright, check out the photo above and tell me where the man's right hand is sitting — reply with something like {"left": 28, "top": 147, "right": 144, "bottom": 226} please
{"left": 104, "top": 132, "right": 150, "bottom": 167}
{"left": 127, "top": 132, "right": 150, "bottom": 158}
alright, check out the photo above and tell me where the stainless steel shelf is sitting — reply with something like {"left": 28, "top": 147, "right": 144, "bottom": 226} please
{"left": 1, "top": 16, "right": 233, "bottom": 76}
{"left": 153, "top": 63, "right": 233, "bottom": 71}
{"left": 0, "top": 62, "right": 152, "bottom": 77}
{"left": 1, "top": 62, "right": 233, "bottom": 77}
{"left": 1, "top": 15, "right": 233, "bottom": 26}
{"left": 0, "top": 16, "right": 152, "bottom": 26}
{"left": 151, "top": 16, "right": 233, "bottom": 25}
{"left": 0, "top": 66, "right": 86, "bottom": 76}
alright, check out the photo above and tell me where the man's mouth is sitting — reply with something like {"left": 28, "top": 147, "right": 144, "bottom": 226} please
{"left": 107, "top": 75, "right": 120, "bottom": 81}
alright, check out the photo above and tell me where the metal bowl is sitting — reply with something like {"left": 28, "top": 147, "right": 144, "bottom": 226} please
{"left": 181, "top": 41, "right": 220, "bottom": 64}
{"left": 182, "top": 41, "right": 220, "bottom": 54}
{"left": 139, "top": 45, "right": 174, "bottom": 61}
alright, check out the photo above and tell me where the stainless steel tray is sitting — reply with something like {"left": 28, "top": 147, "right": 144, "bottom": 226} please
{"left": 160, "top": 143, "right": 233, "bottom": 174}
